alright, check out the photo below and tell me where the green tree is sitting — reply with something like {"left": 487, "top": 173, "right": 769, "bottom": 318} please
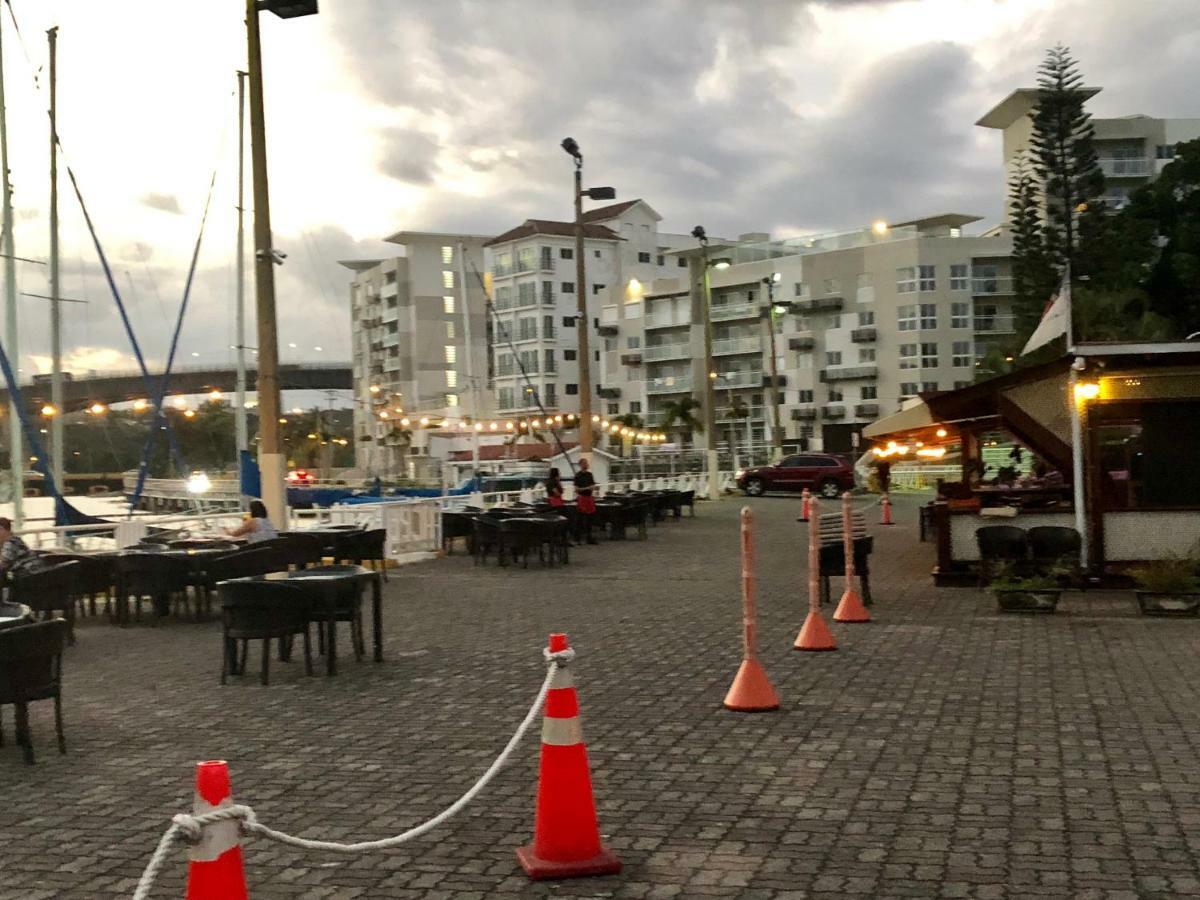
{"left": 1009, "top": 157, "right": 1058, "bottom": 342}
{"left": 1029, "top": 45, "right": 1105, "bottom": 268}
{"left": 658, "top": 397, "right": 703, "bottom": 444}
{"left": 607, "top": 413, "right": 643, "bottom": 455}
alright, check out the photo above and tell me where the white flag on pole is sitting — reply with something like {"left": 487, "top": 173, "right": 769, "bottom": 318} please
{"left": 1021, "top": 270, "right": 1072, "bottom": 356}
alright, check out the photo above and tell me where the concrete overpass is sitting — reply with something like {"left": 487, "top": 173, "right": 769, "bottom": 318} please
{"left": 0, "top": 363, "right": 353, "bottom": 413}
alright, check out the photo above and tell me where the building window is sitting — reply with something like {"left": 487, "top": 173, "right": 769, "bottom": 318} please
{"left": 822, "top": 278, "right": 840, "bottom": 295}
{"left": 564, "top": 349, "right": 576, "bottom": 361}
{"left": 897, "top": 304, "right": 917, "bottom": 331}
{"left": 656, "top": 255, "right": 664, "bottom": 266}
{"left": 442, "top": 270, "right": 454, "bottom": 289}
{"left": 638, "top": 252, "right": 651, "bottom": 263}
{"left": 952, "top": 341, "right": 971, "bottom": 367}
{"left": 950, "top": 264, "right": 968, "bottom": 290}
{"left": 544, "top": 349, "right": 556, "bottom": 373}
{"left": 954, "top": 380, "right": 971, "bottom": 389}
{"left": 446, "top": 393, "right": 459, "bottom": 407}
{"left": 442, "top": 295, "right": 455, "bottom": 315}
{"left": 446, "top": 321, "right": 455, "bottom": 339}
{"left": 678, "top": 257, "right": 688, "bottom": 268}
{"left": 446, "top": 370, "right": 458, "bottom": 388}
{"left": 861, "top": 385, "right": 877, "bottom": 400}
{"left": 951, "top": 301, "right": 970, "bottom": 328}
{"left": 594, "top": 250, "right": 601, "bottom": 259}
{"left": 557, "top": 248, "right": 572, "bottom": 261}
{"left": 900, "top": 382, "right": 919, "bottom": 397}
{"left": 497, "top": 387, "right": 513, "bottom": 409}
{"left": 519, "top": 349, "right": 539, "bottom": 373}
{"left": 826, "top": 351, "right": 842, "bottom": 366}
{"left": 561, "top": 282, "right": 575, "bottom": 294}
{"left": 626, "top": 336, "right": 641, "bottom": 349}
{"left": 518, "top": 317, "right": 538, "bottom": 341}
{"left": 858, "top": 348, "right": 876, "bottom": 363}
{"left": 562, "top": 316, "right": 575, "bottom": 328}
{"left": 603, "top": 338, "right": 617, "bottom": 352}
{"left": 828, "top": 388, "right": 844, "bottom": 402}
{"left": 544, "top": 383, "right": 557, "bottom": 405}
{"left": 826, "top": 314, "right": 840, "bottom": 329}
{"left": 385, "top": 271, "right": 396, "bottom": 285}
{"left": 540, "top": 246, "right": 553, "bottom": 270}
{"left": 858, "top": 311, "right": 875, "bottom": 326}
{"left": 921, "top": 381, "right": 939, "bottom": 392}
{"left": 920, "top": 342, "right": 938, "bottom": 368}
{"left": 441, "top": 246, "right": 453, "bottom": 265}
{"left": 896, "top": 267, "right": 916, "bottom": 293}
{"left": 798, "top": 389, "right": 814, "bottom": 403}
{"left": 592, "top": 284, "right": 605, "bottom": 295}
{"left": 794, "top": 281, "right": 809, "bottom": 298}
{"left": 565, "top": 383, "right": 578, "bottom": 395}
{"left": 1156, "top": 143, "right": 1178, "bottom": 160}
{"left": 920, "top": 303, "right": 937, "bottom": 329}
{"left": 541, "top": 281, "right": 554, "bottom": 304}
{"left": 919, "top": 265, "right": 936, "bottom": 291}
{"left": 899, "top": 343, "right": 918, "bottom": 369}
{"left": 444, "top": 345, "right": 457, "bottom": 364}
{"left": 630, "top": 401, "right": 642, "bottom": 414}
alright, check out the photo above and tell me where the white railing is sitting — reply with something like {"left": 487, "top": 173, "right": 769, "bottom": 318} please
{"left": 647, "top": 376, "right": 693, "bottom": 394}
{"left": 710, "top": 304, "right": 759, "bottom": 321}
{"left": 715, "top": 371, "right": 761, "bottom": 389}
{"left": 643, "top": 343, "right": 690, "bottom": 361}
{"left": 17, "top": 509, "right": 249, "bottom": 552}
{"left": 1099, "top": 157, "right": 1150, "bottom": 177}
{"left": 712, "top": 337, "right": 760, "bottom": 356}
{"left": 645, "top": 313, "right": 689, "bottom": 329}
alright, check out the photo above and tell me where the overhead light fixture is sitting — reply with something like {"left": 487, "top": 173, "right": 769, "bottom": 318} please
{"left": 560, "top": 137, "right": 581, "bottom": 160}
{"left": 711, "top": 258, "right": 732, "bottom": 270}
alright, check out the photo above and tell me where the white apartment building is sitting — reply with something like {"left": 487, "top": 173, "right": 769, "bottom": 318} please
{"left": 978, "top": 87, "right": 1200, "bottom": 211}
{"left": 638, "top": 215, "right": 1015, "bottom": 454}
{"left": 482, "top": 200, "right": 692, "bottom": 419}
{"left": 342, "top": 232, "right": 492, "bottom": 474}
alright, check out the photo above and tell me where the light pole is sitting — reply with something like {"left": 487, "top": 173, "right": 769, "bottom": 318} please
{"left": 561, "top": 137, "right": 614, "bottom": 460}
{"left": 761, "top": 274, "right": 784, "bottom": 461}
{"left": 692, "top": 226, "right": 721, "bottom": 501}
{"left": 245, "top": 0, "right": 318, "bottom": 528}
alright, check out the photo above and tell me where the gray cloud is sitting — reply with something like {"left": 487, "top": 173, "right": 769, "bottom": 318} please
{"left": 139, "top": 192, "right": 184, "bottom": 215}
{"left": 377, "top": 127, "right": 442, "bottom": 184}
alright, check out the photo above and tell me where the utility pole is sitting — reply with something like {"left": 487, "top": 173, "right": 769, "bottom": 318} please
{"left": 693, "top": 228, "right": 720, "bottom": 502}
{"left": 0, "top": 19, "right": 23, "bottom": 527}
{"left": 457, "top": 240, "right": 479, "bottom": 478}
{"left": 234, "top": 70, "right": 249, "bottom": 463}
{"left": 761, "top": 275, "right": 784, "bottom": 461}
{"left": 571, "top": 156, "right": 592, "bottom": 457}
{"left": 48, "top": 27, "right": 63, "bottom": 496}
{"left": 246, "top": 0, "right": 286, "bottom": 527}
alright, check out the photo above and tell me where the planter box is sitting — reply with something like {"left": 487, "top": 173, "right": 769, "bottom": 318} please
{"left": 1135, "top": 591, "right": 1200, "bottom": 617}
{"left": 995, "top": 589, "right": 1060, "bottom": 614}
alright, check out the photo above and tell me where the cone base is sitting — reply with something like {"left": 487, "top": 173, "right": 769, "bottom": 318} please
{"left": 723, "top": 658, "right": 780, "bottom": 712}
{"left": 794, "top": 609, "right": 838, "bottom": 651}
{"left": 516, "top": 844, "right": 622, "bottom": 881}
{"left": 834, "top": 589, "right": 871, "bottom": 623}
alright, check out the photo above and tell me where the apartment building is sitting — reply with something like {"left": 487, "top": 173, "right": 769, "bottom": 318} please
{"left": 341, "top": 232, "right": 492, "bottom": 473}
{"left": 482, "top": 200, "right": 692, "bottom": 419}
{"left": 978, "top": 87, "right": 1200, "bottom": 211}
{"left": 638, "top": 215, "right": 1015, "bottom": 454}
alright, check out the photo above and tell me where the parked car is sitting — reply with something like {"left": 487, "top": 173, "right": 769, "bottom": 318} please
{"left": 736, "top": 453, "right": 856, "bottom": 498}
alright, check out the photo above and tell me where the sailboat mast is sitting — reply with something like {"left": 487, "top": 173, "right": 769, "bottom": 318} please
{"left": 0, "top": 17, "right": 23, "bottom": 528}
{"left": 48, "top": 27, "right": 64, "bottom": 496}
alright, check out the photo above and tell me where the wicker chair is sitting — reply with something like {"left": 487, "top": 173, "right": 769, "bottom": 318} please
{"left": 0, "top": 619, "right": 69, "bottom": 764}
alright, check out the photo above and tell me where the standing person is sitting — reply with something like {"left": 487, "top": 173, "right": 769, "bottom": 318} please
{"left": 545, "top": 467, "right": 565, "bottom": 507}
{"left": 227, "top": 500, "right": 279, "bottom": 544}
{"left": 573, "top": 457, "right": 598, "bottom": 544}
{"left": 0, "top": 517, "right": 46, "bottom": 578}
{"left": 877, "top": 459, "right": 891, "bottom": 495}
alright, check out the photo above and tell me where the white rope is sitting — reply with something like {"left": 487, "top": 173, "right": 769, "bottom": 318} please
{"left": 132, "top": 648, "right": 575, "bottom": 897}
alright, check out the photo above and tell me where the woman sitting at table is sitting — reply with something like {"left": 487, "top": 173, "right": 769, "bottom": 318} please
{"left": 545, "top": 467, "right": 565, "bottom": 507}
{"left": 227, "top": 500, "right": 279, "bottom": 544}
{"left": 0, "top": 517, "right": 46, "bottom": 578}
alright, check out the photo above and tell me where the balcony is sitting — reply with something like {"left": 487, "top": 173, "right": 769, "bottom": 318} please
{"left": 597, "top": 386, "right": 621, "bottom": 399}
{"left": 1099, "top": 157, "right": 1151, "bottom": 178}
{"left": 646, "top": 313, "right": 690, "bottom": 329}
{"left": 792, "top": 296, "right": 844, "bottom": 314}
{"left": 597, "top": 324, "right": 619, "bottom": 337}
{"left": 714, "top": 371, "right": 761, "bottom": 389}
{"left": 643, "top": 343, "right": 690, "bottom": 361}
{"left": 718, "top": 405, "right": 764, "bottom": 424}
{"left": 822, "top": 403, "right": 846, "bottom": 419}
{"left": 850, "top": 326, "right": 876, "bottom": 343}
{"left": 620, "top": 352, "right": 643, "bottom": 366}
{"left": 511, "top": 330, "right": 540, "bottom": 344}
{"left": 539, "top": 253, "right": 555, "bottom": 272}
{"left": 647, "top": 376, "right": 693, "bottom": 395}
{"left": 709, "top": 303, "right": 759, "bottom": 322}
{"left": 972, "top": 276, "right": 1014, "bottom": 296}
{"left": 854, "top": 402, "right": 880, "bottom": 418}
{"left": 788, "top": 334, "right": 815, "bottom": 351}
{"left": 791, "top": 406, "right": 818, "bottom": 421}
{"left": 713, "top": 336, "right": 760, "bottom": 356}
{"left": 541, "top": 289, "right": 556, "bottom": 306}
{"left": 762, "top": 374, "right": 787, "bottom": 388}
{"left": 381, "top": 333, "right": 400, "bottom": 349}
{"left": 974, "top": 315, "right": 1016, "bottom": 334}
{"left": 820, "top": 364, "right": 877, "bottom": 382}
{"left": 492, "top": 263, "right": 514, "bottom": 278}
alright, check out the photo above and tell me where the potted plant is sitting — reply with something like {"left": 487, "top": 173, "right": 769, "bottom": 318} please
{"left": 1131, "top": 556, "right": 1200, "bottom": 617}
{"left": 990, "top": 565, "right": 1063, "bottom": 613}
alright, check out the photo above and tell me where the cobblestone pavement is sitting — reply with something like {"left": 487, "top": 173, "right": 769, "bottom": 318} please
{"left": 3, "top": 494, "right": 1200, "bottom": 899}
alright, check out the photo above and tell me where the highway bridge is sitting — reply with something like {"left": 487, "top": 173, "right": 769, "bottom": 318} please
{"left": 0, "top": 363, "right": 353, "bottom": 413}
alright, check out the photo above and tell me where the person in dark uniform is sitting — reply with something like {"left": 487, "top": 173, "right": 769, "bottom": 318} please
{"left": 573, "top": 458, "right": 598, "bottom": 544}
{"left": 546, "top": 467, "right": 565, "bottom": 507}
{"left": 877, "top": 459, "right": 891, "bottom": 495}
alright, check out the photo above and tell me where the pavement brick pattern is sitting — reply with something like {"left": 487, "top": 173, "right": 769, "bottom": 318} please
{"left": 2, "top": 494, "right": 1200, "bottom": 899}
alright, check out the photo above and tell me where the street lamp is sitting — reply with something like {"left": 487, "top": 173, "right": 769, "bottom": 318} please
{"left": 246, "top": 0, "right": 318, "bottom": 528}
{"left": 692, "top": 225, "right": 721, "bottom": 501}
{"left": 761, "top": 274, "right": 785, "bottom": 460}
{"left": 561, "top": 136, "right": 615, "bottom": 460}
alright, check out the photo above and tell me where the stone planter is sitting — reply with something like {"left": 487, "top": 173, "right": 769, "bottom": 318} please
{"left": 995, "top": 589, "right": 1060, "bottom": 614}
{"left": 1135, "top": 591, "right": 1200, "bottom": 617}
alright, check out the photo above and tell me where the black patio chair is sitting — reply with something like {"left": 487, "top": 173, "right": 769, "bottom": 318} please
{"left": 334, "top": 529, "right": 388, "bottom": 580}
{"left": 0, "top": 619, "right": 69, "bottom": 764}
{"left": 40, "top": 553, "right": 115, "bottom": 619}
{"left": 270, "top": 533, "right": 327, "bottom": 570}
{"left": 114, "top": 553, "right": 196, "bottom": 623}
{"left": 10, "top": 561, "right": 82, "bottom": 644}
{"left": 500, "top": 518, "right": 551, "bottom": 568}
{"left": 218, "top": 580, "right": 313, "bottom": 686}
{"left": 1028, "top": 526, "right": 1082, "bottom": 584}
{"left": 818, "top": 537, "right": 874, "bottom": 606}
{"left": 441, "top": 512, "right": 475, "bottom": 555}
{"left": 976, "top": 525, "right": 1031, "bottom": 585}
{"left": 678, "top": 490, "right": 696, "bottom": 517}
{"left": 471, "top": 514, "right": 505, "bottom": 565}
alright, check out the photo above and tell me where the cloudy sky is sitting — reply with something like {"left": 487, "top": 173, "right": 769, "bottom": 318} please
{"left": 1, "top": 0, "right": 1196, "bottom": 381}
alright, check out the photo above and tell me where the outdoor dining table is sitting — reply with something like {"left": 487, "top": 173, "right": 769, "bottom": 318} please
{"left": 232, "top": 564, "right": 383, "bottom": 676}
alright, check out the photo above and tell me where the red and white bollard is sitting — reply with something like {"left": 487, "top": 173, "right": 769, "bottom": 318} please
{"left": 799, "top": 487, "right": 811, "bottom": 522}
{"left": 881, "top": 493, "right": 893, "bottom": 526}
{"left": 833, "top": 492, "right": 870, "bottom": 623}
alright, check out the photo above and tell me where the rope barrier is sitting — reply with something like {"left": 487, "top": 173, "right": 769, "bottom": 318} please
{"left": 132, "top": 648, "right": 575, "bottom": 899}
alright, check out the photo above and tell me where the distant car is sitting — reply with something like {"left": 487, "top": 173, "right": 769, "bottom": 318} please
{"left": 736, "top": 453, "right": 856, "bottom": 498}
{"left": 287, "top": 469, "right": 316, "bottom": 485}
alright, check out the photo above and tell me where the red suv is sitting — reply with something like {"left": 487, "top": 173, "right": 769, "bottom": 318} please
{"left": 736, "top": 453, "right": 856, "bottom": 498}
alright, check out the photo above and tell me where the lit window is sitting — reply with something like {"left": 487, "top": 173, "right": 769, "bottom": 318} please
{"left": 444, "top": 345, "right": 457, "bottom": 364}
{"left": 446, "top": 393, "right": 459, "bottom": 407}
{"left": 952, "top": 341, "right": 971, "bottom": 367}
{"left": 896, "top": 267, "right": 916, "bottom": 293}
{"left": 443, "top": 295, "right": 455, "bottom": 314}
{"left": 951, "top": 302, "right": 970, "bottom": 328}
{"left": 446, "top": 370, "right": 458, "bottom": 388}
{"left": 446, "top": 321, "right": 455, "bottom": 339}
{"left": 441, "top": 246, "right": 453, "bottom": 265}
{"left": 950, "top": 264, "right": 968, "bottom": 290}
{"left": 920, "top": 342, "right": 938, "bottom": 368}
{"left": 442, "top": 270, "right": 454, "bottom": 289}
{"left": 920, "top": 303, "right": 938, "bottom": 329}
{"left": 919, "top": 265, "right": 936, "bottom": 291}
{"left": 899, "top": 344, "right": 918, "bottom": 369}
{"left": 897, "top": 305, "right": 917, "bottom": 331}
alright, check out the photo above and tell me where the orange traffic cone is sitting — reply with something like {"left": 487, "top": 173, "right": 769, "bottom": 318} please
{"left": 185, "top": 761, "right": 248, "bottom": 900}
{"left": 799, "top": 487, "right": 811, "bottom": 522}
{"left": 517, "top": 634, "right": 621, "bottom": 881}
{"left": 881, "top": 493, "right": 893, "bottom": 525}
{"left": 795, "top": 498, "right": 837, "bottom": 651}
{"left": 834, "top": 492, "right": 870, "bottom": 623}
{"left": 724, "top": 508, "right": 780, "bottom": 711}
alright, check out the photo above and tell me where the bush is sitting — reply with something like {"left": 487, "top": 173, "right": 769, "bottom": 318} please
{"left": 1131, "top": 556, "right": 1200, "bottom": 594}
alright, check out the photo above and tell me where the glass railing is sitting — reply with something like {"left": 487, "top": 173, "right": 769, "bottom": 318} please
{"left": 712, "top": 337, "right": 761, "bottom": 355}
{"left": 710, "top": 303, "right": 759, "bottom": 321}
{"left": 974, "top": 315, "right": 1016, "bottom": 333}
{"left": 646, "top": 313, "right": 690, "bottom": 328}
{"left": 1099, "top": 157, "right": 1150, "bottom": 177}
{"left": 971, "top": 276, "right": 1014, "bottom": 295}
{"left": 643, "top": 343, "right": 690, "bottom": 361}
{"left": 647, "top": 376, "right": 693, "bottom": 394}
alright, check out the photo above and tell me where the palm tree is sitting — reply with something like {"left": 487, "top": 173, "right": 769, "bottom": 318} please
{"left": 608, "top": 413, "right": 644, "bottom": 456}
{"left": 658, "top": 397, "right": 703, "bottom": 445}
{"left": 727, "top": 396, "right": 750, "bottom": 469}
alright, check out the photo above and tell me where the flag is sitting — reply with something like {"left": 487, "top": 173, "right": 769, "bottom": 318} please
{"left": 1021, "top": 269, "right": 1072, "bottom": 356}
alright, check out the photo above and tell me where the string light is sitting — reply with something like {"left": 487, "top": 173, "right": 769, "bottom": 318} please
{"left": 184, "top": 409, "right": 196, "bottom": 419}
{"left": 400, "top": 417, "right": 410, "bottom": 427}
{"left": 132, "top": 399, "right": 148, "bottom": 412}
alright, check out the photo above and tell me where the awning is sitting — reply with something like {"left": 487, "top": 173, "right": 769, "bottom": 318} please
{"left": 862, "top": 399, "right": 934, "bottom": 439}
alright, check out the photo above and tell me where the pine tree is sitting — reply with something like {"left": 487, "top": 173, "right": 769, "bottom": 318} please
{"left": 1008, "top": 157, "right": 1058, "bottom": 341}
{"left": 1028, "top": 45, "right": 1105, "bottom": 268}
